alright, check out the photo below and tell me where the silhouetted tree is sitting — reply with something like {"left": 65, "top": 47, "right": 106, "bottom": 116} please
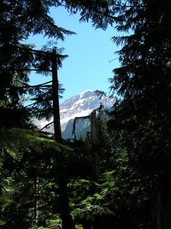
{"left": 108, "top": 1, "right": 171, "bottom": 228}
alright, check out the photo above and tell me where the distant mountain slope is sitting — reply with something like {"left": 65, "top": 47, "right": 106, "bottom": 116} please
{"left": 35, "top": 90, "right": 115, "bottom": 138}
{"left": 61, "top": 90, "right": 115, "bottom": 139}
{"left": 60, "top": 90, "right": 115, "bottom": 132}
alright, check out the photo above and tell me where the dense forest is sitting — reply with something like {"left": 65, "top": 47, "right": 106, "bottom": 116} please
{"left": 1, "top": 0, "right": 171, "bottom": 228}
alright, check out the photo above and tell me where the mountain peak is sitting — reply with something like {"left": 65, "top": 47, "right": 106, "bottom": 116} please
{"left": 60, "top": 89, "right": 115, "bottom": 132}
{"left": 35, "top": 90, "right": 115, "bottom": 136}
{"left": 60, "top": 89, "right": 95, "bottom": 109}
{"left": 80, "top": 89, "right": 95, "bottom": 99}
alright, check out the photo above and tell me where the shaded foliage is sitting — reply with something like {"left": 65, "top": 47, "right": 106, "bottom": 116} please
{"left": 1, "top": 0, "right": 171, "bottom": 228}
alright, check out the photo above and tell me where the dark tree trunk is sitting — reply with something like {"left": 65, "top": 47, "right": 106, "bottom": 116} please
{"left": 91, "top": 111, "right": 101, "bottom": 181}
{"left": 57, "top": 166, "right": 75, "bottom": 229}
{"left": 156, "top": 177, "right": 171, "bottom": 229}
{"left": 51, "top": 48, "right": 62, "bottom": 142}
{"left": 51, "top": 48, "right": 75, "bottom": 229}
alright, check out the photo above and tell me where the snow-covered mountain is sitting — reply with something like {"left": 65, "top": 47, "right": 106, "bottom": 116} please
{"left": 36, "top": 89, "right": 115, "bottom": 138}
{"left": 60, "top": 89, "right": 115, "bottom": 132}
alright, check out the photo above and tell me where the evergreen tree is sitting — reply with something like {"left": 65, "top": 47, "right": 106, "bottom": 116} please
{"left": 1, "top": 1, "right": 75, "bottom": 228}
{"left": 108, "top": 0, "right": 171, "bottom": 228}
{"left": 0, "top": 128, "right": 74, "bottom": 228}
{"left": 1, "top": 0, "right": 75, "bottom": 130}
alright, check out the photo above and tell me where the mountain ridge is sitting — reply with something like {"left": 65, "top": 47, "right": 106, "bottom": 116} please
{"left": 35, "top": 89, "right": 115, "bottom": 138}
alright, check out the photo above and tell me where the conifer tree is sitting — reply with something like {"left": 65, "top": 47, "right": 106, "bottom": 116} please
{"left": 1, "top": 0, "right": 75, "bottom": 129}
{"left": 1, "top": 1, "right": 75, "bottom": 228}
{"left": 108, "top": 1, "right": 171, "bottom": 228}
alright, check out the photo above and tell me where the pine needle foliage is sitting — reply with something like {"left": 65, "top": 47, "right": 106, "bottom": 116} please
{"left": 0, "top": 128, "right": 73, "bottom": 228}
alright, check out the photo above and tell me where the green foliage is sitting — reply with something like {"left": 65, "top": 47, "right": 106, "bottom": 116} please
{"left": 2, "top": 0, "right": 171, "bottom": 228}
{"left": 0, "top": 128, "right": 68, "bottom": 156}
{"left": 70, "top": 177, "right": 112, "bottom": 222}
{"left": 0, "top": 127, "right": 74, "bottom": 228}
{"left": 0, "top": 220, "right": 6, "bottom": 226}
{"left": 37, "top": 219, "right": 83, "bottom": 229}
{"left": 109, "top": 0, "right": 171, "bottom": 176}
{"left": 1, "top": 0, "right": 73, "bottom": 128}
{"left": 61, "top": 0, "right": 117, "bottom": 29}
{"left": 37, "top": 217, "right": 62, "bottom": 229}
{"left": 106, "top": 0, "right": 171, "bottom": 227}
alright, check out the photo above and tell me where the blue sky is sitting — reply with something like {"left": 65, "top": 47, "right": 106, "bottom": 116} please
{"left": 27, "top": 7, "right": 120, "bottom": 103}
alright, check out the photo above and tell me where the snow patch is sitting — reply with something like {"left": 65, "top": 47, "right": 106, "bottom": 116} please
{"left": 34, "top": 89, "right": 115, "bottom": 134}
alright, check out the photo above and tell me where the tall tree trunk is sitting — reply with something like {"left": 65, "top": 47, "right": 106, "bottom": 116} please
{"left": 51, "top": 48, "right": 75, "bottom": 229}
{"left": 32, "top": 168, "right": 39, "bottom": 227}
{"left": 52, "top": 48, "right": 62, "bottom": 142}
{"left": 157, "top": 177, "right": 171, "bottom": 229}
{"left": 57, "top": 164, "right": 75, "bottom": 229}
{"left": 91, "top": 111, "right": 101, "bottom": 180}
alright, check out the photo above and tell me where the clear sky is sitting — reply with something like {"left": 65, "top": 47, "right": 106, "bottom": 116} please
{"left": 27, "top": 6, "right": 120, "bottom": 103}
